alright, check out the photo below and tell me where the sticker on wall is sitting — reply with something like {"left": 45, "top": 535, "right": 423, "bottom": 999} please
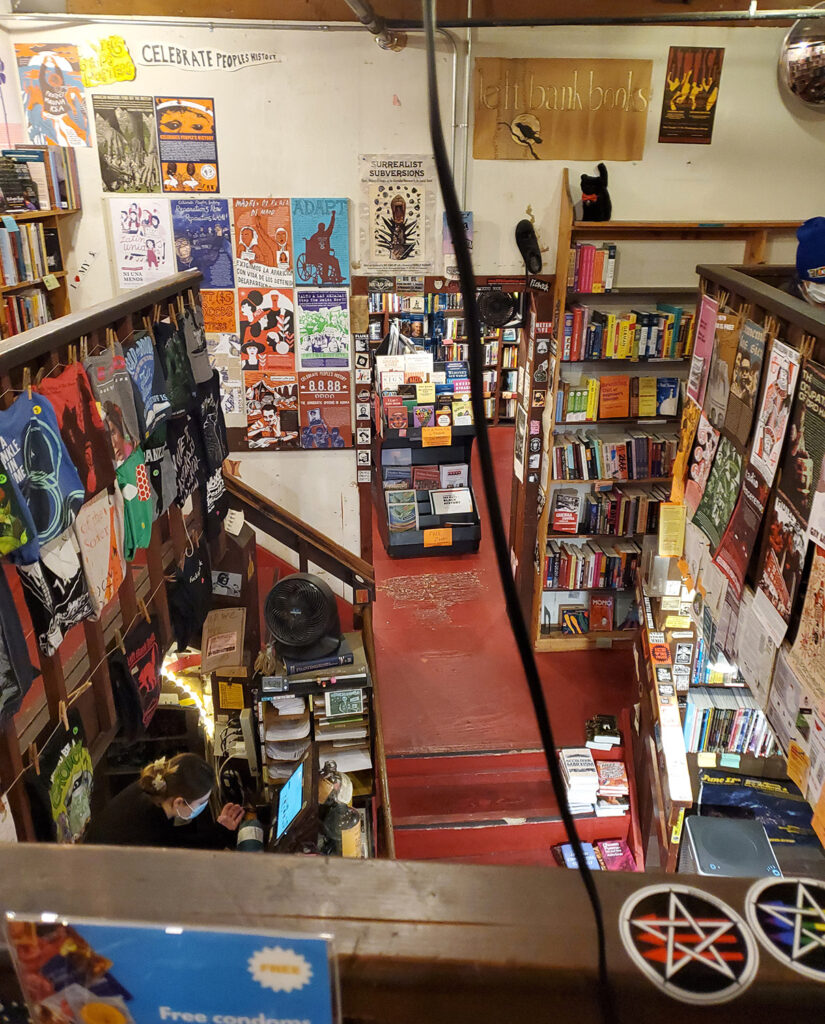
{"left": 298, "top": 371, "right": 352, "bottom": 449}
{"left": 78, "top": 35, "right": 135, "bottom": 86}
{"left": 659, "top": 47, "right": 725, "bottom": 145}
{"left": 138, "top": 44, "right": 280, "bottom": 72}
{"left": 746, "top": 877, "right": 825, "bottom": 981}
{"left": 238, "top": 287, "right": 295, "bottom": 373}
{"left": 357, "top": 469, "right": 371, "bottom": 483}
{"left": 107, "top": 196, "right": 173, "bottom": 289}
{"left": 244, "top": 371, "right": 299, "bottom": 449}
{"left": 15, "top": 43, "right": 90, "bottom": 147}
{"left": 156, "top": 96, "right": 218, "bottom": 193}
{"left": 93, "top": 95, "right": 161, "bottom": 193}
{"left": 233, "top": 198, "right": 293, "bottom": 289}
{"left": 359, "top": 154, "right": 436, "bottom": 275}
{"left": 171, "top": 198, "right": 235, "bottom": 288}
{"left": 297, "top": 289, "right": 351, "bottom": 369}
{"left": 619, "top": 884, "right": 759, "bottom": 1005}
{"left": 291, "top": 198, "right": 349, "bottom": 286}
{"left": 442, "top": 210, "right": 473, "bottom": 279}
{"left": 201, "top": 289, "right": 237, "bottom": 333}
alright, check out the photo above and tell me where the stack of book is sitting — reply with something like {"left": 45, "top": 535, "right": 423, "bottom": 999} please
{"left": 550, "top": 430, "right": 677, "bottom": 481}
{"left": 553, "top": 838, "right": 638, "bottom": 870}
{"left": 368, "top": 292, "right": 427, "bottom": 313}
{"left": 4, "top": 288, "right": 51, "bottom": 335}
{"left": 567, "top": 242, "right": 617, "bottom": 294}
{"left": 561, "top": 301, "right": 695, "bottom": 360}
{"left": 426, "top": 291, "right": 463, "bottom": 312}
{"left": 482, "top": 341, "right": 498, "bottom": 366}
{"left": 683, "top": 688, "right": 781, "bottom": 758}
{"left": 555, "top": 375, "right": 680, "bottom": 423}
{"left": 545, "top": 539, "right": 640, "bottom": 590}
{"left": 559, "top": 747, "right": 600, "bottom": 812}
{"left": 0, "top": 220, "right": 60, "bottom": 286}
{"left": 585, "top": 713, "right": 622, "bottom": 750}
{"left": 553, "top": 841, "right": 602, "bottom": 869}
{"left": 594, "top": 760, "right": 630, "bottom": 817}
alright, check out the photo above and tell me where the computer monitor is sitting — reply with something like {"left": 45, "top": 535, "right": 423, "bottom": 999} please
{"left": 270, "top": 751, "right": 315, "bottom": 852}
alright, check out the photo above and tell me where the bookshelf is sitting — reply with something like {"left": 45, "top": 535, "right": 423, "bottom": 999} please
{"left": 529, "top": 169, "right": 799, "bottom": 652}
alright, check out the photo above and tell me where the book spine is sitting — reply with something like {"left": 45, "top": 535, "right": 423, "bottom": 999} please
{"left": 283, "top": 652, "right": 355, "bottom": 676}
{"left": 604, "top": 243, "right": 617, "bottom": 292}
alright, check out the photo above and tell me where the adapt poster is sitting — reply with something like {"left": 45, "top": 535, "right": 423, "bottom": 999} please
{"left": 359, "top": 155, "right": 435, "bottom": 274}
{"left": 171, "top": 198, "right": 235, "bottom": 288}
{"left": 238, "top": 287, "right": 295, "bottom": 373}
{"left": 291, "top": 198, "right": 349, "bottom": 286}
{"left": 244, "top": 370, "right": 300, "bottom": 449}
{"left": 6, "top": 919, "right": 334, "bottom": 1024}
{"left": 233, "top": 198, "right": 293, "bottom": 288}
{"left": 93, "top": 95, "right": 160, "bottom": 193}
{"left": 749, "top": 338, "right": 800, "bottom": 488}
{"left": 15, "top": 43, "right": 90, "bottom": 147}
{"left": 155, "top": 96, "right": 219, "bottom": 193}
{"left": 201, "top": 289, "right": 236, "bottom": 333}
{"left": 658, "top": 46, "right": 725, "bottom": 144}
{"left": 297, "top": 289, "right": 351, "bottom": 369}
{"left": 298, "top": 371, "right": 352, "bottom": 449}
{"left": 108, "top": 197, "right": 173, "bottom": 289}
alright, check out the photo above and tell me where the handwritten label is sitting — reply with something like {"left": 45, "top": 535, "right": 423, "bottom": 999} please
{"left": 421, "top": 425, "right": 452, "bottom": 447}
{"left": 218, "top": 681, "right": 245, "bottom": 710}
{"left": 424, "top": 527, "right": 453, "bottom": 547}
{"left": 42, "top": 274, "right": 59, "bottom": 291}
{"left": 696, "top": 752, "right": 716, "bottom": 768}
{"left": 719, "top": 753, "right": 741, "bottom": 769}
{"left": 1, "top": 216, "right": 18, "bottom": 233}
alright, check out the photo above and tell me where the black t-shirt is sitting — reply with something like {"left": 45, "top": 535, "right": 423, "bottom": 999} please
{"left": 84, "top": 781, "right": 232, "bottom": 849}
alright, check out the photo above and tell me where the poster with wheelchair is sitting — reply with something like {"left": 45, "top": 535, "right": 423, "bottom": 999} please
{"left": 291, "top": 197, "right": 349, "bottom": 286}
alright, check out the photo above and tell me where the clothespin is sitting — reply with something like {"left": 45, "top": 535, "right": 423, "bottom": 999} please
{"left": 22, "top": 367, "right": 31, "bottom": 400}
{"left": 68, "top": 344, "right": 76, "bottom": 365}
{"left": 34, "top": 365, "right": 46, "bottom": 386}
{"left": 80, "top": 335, "right": 89, "bottom": 361}
{"left": 115, "top": 628, "right": 126, "bottom": 654}
{"left": 58, "top": 700, "right": 69, "bottom": 731}
{"left": 139, "top": 598, "right": 151, "bottom": 624}
{"left": 186, "top": 287, "right": 195, "bottom": 306}
{"left": 143, "top": 314, "right": 153, "bottom": 333}
{"left": 28, "top": 743, "right": 39, "bottom": 776}
{"left": 176, "top": 293, "right": 184, "bottom": 316}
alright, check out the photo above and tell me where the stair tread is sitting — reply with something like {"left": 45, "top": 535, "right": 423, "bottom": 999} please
{"left": 391, "top": 778, "right": 561, "bottom": 826}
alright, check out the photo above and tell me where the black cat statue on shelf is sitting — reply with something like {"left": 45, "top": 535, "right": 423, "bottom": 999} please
{"left": 580, "top": 163, "right": 612, "bottom": 222}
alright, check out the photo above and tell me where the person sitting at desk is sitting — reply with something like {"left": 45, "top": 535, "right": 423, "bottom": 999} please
{"left": 85, "top": 753, "right": 243, "bottom": 849}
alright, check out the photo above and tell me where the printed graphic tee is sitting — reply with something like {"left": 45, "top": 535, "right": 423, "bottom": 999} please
{"left": 0, "top": 569, "right": 35, "bottom": 726}
{"left": 109, "top": 618, "right": 162, "bottom": 742}
{"left": 25, "top": 714, "right": 93, "bottom": 843}
{"left": 123, "top": 331, "right": 172, "bottom": 438}
{"left": 73, "top": 490, "right": 125, "bottom": 619}
{"left": 181, "top": 305, "right": 213, "bottom": 385}
{"left": 143, "top": 426, "right": 177, "bottom": 518}
{"left": 83, "top": 345, "right": 142, "bottom": 467}
{"left": 0, "top": 455, "right": 37, "bottom": 562}
{"left": 166, "top": 412, "right": 204, "bottom": 507}
{"left": 196, "top": 371, "right": 229, "bottom": 473}
{"left": 153, "top": 320, "right": 196, "bottom": 412}
{"left": 115, "top": 450, "right": 153, "bottom": 561}
{"left": 17, "top": 529, "right": 94, "bottom": 656}
{"left": 36, "top": 363, "right": 116, "bottom": 498}
{"left": 0, "top": 393, "right": 85, "bottom": 551}
{"left": 168, "top": 538, "right": 212, "bottom": 651}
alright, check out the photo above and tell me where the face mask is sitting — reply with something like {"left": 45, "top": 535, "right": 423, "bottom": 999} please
{"left": 176, "top": 797, "right": 208, "bottom": 822}
{"left": 803, "top": 280, "right": 825, "bottom": 307}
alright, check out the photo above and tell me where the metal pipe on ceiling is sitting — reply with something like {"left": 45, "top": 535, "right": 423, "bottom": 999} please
{"left": 388, "top": 8, "right": 825, "bottom": 27}
{"left": 341, "top": 0, "right": 406, "bottom": 49}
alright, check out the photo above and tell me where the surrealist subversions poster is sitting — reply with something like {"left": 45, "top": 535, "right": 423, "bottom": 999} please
{"left": 233, "top": 198, "right": 293, "bottom": 288}
{"left": 15, "top": 43, "right": 90, "bottom": 147}
{"left": 359, "top": 155, "right": 435, "bottom": 274}
{"left": 108, "top": 197, "right": 173, "bottom": 289}
{"left": 659, "top": 46, "right": 725, "bottom": 145}
{"left": 171, "top": 198, "right": 235, "bottom": 288}
{"left": 93, "top": 94, "right": 161, "bottom": 193}
{"left": 290, "top": 198, "right": 349, "bottom": 286}
{"left": 155, "top": 96, "right": 219, "bottom": 192}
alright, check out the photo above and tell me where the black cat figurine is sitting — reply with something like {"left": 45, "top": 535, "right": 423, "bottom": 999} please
{"left": 580, "top": 163, "right": 612, "bottom": 222}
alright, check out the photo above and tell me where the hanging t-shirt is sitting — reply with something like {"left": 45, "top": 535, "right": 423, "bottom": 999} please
{"left": 109, "top": 618, "right": 162, "bottom": 742}
{"left": 115, "top": 450, "right": 153, "bottom": 561}
{"left": 142, "top": 426, "right": 177, "bottom": 519}
{"left": 36, "top": 363, "right": 116, "bottom": 498}
{"left": 25, "top": 713, "right": 93, "bottom": 843}
{"left": 73, "top": 491, "right": 125, "bottom": 619}
{"left": 123, "top": 331, "right": 172, "bottom": 438}
{"left": 0, "top": 456, "right": 37, "bottom": 563}
{"left": 201, "top": 468, "right": 229, "bottom": 542}
{"left": 168, "top": 538, "right": 212, "bottom": 652}
{"left": 153, "top": 320, "right": 196, "bottom": 412}
{"left": 165, "top": 413, "right": 203, "bottom": 507}
{"left": 0, "top": 393, "right": 85, "bottom": 551}
{"left": 181, "top": 305, "right": 213, "bottom": 385}
{"left": 83, "top": 346, "right": 142, "bottom": 467}
{"left": 196, "top": 371, "right": 229, "bottom": 473}
{"left": 17, "top": 530, "right": 93, "bottom": 656}
{"left": 0, "top": 569, "right": 35, "bottom": 726}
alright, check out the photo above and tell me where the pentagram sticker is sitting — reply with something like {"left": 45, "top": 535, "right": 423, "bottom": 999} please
{"left": 746, "top": 877, "right": 825, "bottom": 981}
{"left": 619, "top": 884, "right": 758, "bottom": 1004}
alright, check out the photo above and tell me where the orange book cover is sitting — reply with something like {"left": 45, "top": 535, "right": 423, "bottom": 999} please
{"left": 599, "top": 375, "right": 631, "bottom": 419}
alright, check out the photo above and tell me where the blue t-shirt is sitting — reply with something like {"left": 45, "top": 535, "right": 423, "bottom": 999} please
{"left": 124, "top": 331, "right": 172, "bottom": 438}
{"left": 0, "top": 394, "right": 85, "bottom": 550}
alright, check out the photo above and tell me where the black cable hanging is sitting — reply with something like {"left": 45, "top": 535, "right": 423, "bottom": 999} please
{"left": 421, "top": 2, "right": 616, "bottom": 1019}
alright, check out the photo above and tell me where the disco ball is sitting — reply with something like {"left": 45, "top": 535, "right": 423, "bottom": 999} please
{"left": 780, "top": 5, "right": 825, "bottom": 106}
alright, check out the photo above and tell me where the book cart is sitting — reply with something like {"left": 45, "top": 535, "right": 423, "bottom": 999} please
{"left": 528, "top": 168, "right": 799, "bottom": 653}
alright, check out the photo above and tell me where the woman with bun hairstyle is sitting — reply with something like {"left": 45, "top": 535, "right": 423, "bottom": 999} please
{"left": 85, "top": 753, "right": 243, "bottom": 848}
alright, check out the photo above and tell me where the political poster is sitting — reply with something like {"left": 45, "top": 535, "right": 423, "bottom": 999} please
{"left": 296, "top": 289, "right": 350, "bottom": 369}
{"left": 244, "top": 370, "right": 300, "bottom": 450}
{"left": 171, "top": 197, "right": 234, "bottom": 288}
{"left": 298, "top": 371, "right": 352, "bottom": 449}
{"left": 93, "top": 94, "right": 160, "bottom": 193}
{"left": 107, "top": 196, "right": 173, "bottom": 289}
{"left": 238, "top": 287, "right": 296, "bottom": 373}
{"left": 233, "top": 197, "right": 293, "bottom": 288}
{"left": 155, "top": 96, "right": 218, "bottom": 193}
{"left": 15, "top": 42, "right": 90, "bottom": 147}
{"left": 291, "top": 198, "right": 349, "bottom": 286}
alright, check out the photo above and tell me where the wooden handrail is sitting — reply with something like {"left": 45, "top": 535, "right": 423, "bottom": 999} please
{"left": 224, "top": 471, "right": 375, "bottom": 597}
{"left": 361, "top": 604, "right": 395, "bottom": 858}
{"left": 697, "top": 263, "right": 825, "bottom": 335}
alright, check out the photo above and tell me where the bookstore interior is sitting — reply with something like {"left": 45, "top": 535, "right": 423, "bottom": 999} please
{"left": 0, "top": 1, "right": 823, "bottom": 1016}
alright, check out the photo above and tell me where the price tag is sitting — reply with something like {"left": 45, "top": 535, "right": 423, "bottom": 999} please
{"left": 670, "top": 807, "right": 685, "bottom": 845}
{"left": 416, "top": 382, "right": 435, "bottom": 403}
{"left": 696, "top": 751, "right": 716, "bottom": 768}
{"left": 719, "top": 753, "right": 741, "bottom": 769}
{"left": 421, "top": 425, "right": 451, "bottom": 447}
{"left": 42, "top": 273, "right": 59, "bottom": 291}
{"left": 1, "top": 216, "right": 18, "bottom": 233}
{"left": 424, "top": 527, "right": 453, "bottom": 547}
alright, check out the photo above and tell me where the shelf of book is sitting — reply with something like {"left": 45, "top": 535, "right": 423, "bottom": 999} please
{"left": 547, "top": 531, "right": 644, "bottom": 540}
{"left": 549, "top": 476, "right": 671, "bottom": 487}
{"left": 567, "top": 285, "right": 698, "bottom": 297}
{"left": 9, "top": 207, "right": 80, "bottom": 221}
{"left": 543, "top": 586, "right": 632, "bottom": 593}
{"left": 555, "top": 416, "right": 679, "bottom": 427}
{"left": 0, "top": 270, "right": 66, "bottom": 294}
{"left": 536, "top": 628, "right": 638, "bottom": 653}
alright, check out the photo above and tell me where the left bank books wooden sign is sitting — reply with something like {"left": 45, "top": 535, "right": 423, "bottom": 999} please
{"left": 474, "top": 57, "right": 653, "bottom": 162}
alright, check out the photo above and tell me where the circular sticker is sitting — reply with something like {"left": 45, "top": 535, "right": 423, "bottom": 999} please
{"left": 619, "top": 884, "right": 758, "bottom": 1005}
{"left": 200, "top": 164, "right": 217, "bottom": 181}
{"left": 746, "top": 877, "right": 825, "bottom": 981}
{"left": 32, "top": 405, "right": 41, "bottom": 415}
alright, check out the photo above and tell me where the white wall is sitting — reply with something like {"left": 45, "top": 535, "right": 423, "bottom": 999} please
{"left": 0, "top": 19, "right": 822, "bottom": 557}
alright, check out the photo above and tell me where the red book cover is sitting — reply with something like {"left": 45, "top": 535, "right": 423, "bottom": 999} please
{"left": 590, "top": 593, "right": 614, "bottom": 631}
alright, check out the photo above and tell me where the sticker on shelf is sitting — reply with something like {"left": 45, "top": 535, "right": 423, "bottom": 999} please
{"left": 745, "top": 877, "right": 825, "bottom": 981}
{"left": 356, "top": 451, "right": 370, "bottom": 466}
{"left": 356, "top": 469, "right": 371, "bottom": 483}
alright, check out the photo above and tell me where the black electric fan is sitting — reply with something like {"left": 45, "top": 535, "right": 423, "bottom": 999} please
{"left": 264, "top": 572, "right": 342, "bottom": 660}
{"left": 476, "top": 289, "right": 524, "bottom": 328}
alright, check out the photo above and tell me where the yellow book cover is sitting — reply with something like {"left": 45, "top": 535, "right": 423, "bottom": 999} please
{"left": 605, "top": 313, "right": 617, "bottom": 359}
{"left": 624, "top": 314, "right": 637, "bottom": 359}
{"left": 638, "top": 377, "right": 657, "bottom": 417}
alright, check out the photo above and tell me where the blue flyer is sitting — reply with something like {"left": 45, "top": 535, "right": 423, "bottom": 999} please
{"left": 7, "top": 917, "right": 336, "bottom": 1024}
{"left": 171, "top": 198, "right": 235, "bottom": 289}
{"left": 290, "top": 198, "right": 349, "bottom": 287}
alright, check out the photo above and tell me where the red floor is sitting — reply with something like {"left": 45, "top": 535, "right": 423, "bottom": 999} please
{"left": 370, "top": 426, "right": 638, "bottom": 863}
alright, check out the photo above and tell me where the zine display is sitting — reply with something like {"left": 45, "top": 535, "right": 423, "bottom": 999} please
{"left": 684, "top": 413, "right": 720, "bottom": 517}
{"left": 724, "top": 319, "right": 766, "bottom": 449}
{"left": 93, "top": 94, "right": 161, "bottom": 193}
{"left": 291, "top": 198, "right": 349, "bottom": 286}
{"left": 171, "top": 198, "right": 235, "bottom": 288}
{"left": 788, "top": 544, "right": 825, "bottom": 703}
{"left": 778, "top": 360, "right": 825, "bottom": 526}
{"left": 15, "top": 43, "right": 90, "bottom": 147}
{"left": 155, "top": 97, "right": 219, "bottom": 193}
{"left": 233, "top": 198, "right": 292, "bottom": 288}
{"left": 108, "top": 197, "right": 174, "bottom": 289}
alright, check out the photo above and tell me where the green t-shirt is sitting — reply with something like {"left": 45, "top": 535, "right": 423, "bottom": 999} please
{"left": 115, "top": 449, "right": 153, "bottom": 560}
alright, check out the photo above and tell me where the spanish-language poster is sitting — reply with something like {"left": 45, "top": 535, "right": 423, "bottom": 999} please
{"left": 200, "top": 289, "right": 236, "bottom": 333}
{"left": 155, "top": 96, "right": 219, "bottom": 193}
{"left": 233, "top": 198, "right": 293, "bottom": 288}
{"left": 359, "top": 155, "right": 436, "bottom": 274}
{"left": 15, "top": 43, "right": 90, "bottom": 147}
{"left": 93, "top": 94, "right": 160, "bottom": 193}
{"left": 107, "top": 196, "right": 173, "bottom": 289}
{"left": 691, "top": 434, "right": 744, "bottom": 551}
{"left": 658, "top": 46, "right": 725, "bottom": 145}
{"left": 244, "top": 370, "right": 300, "bottom": 449}
{"left": 238, "top": 287, "right": 296, "bottom": 373}
{"left": 298, "top": 371, "right": 352, "bottom": 449}
{"left": 171, "top": 198, "right": 234, "bottom": 288}
{"left": 291, "top": 198, "right": 349, "bottom": 286}
{"left": 296, "top": 289, "right": 351, "bottom": 369}
{"left": 749, "top": 338, "right": 800, "bottom": 488}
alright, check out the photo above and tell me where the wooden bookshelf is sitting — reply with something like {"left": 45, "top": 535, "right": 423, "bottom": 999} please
{"left": 528, "top": 168, "right": 799, "bottom": 652}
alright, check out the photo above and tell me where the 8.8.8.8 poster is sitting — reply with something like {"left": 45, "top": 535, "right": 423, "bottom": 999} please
{"left": 658, "top": 47, "right": 724, "bottom": 145}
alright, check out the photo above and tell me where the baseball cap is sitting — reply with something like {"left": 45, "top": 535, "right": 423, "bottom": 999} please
{"left": 796, "top": 217, "right": 825, "bottom": 281}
